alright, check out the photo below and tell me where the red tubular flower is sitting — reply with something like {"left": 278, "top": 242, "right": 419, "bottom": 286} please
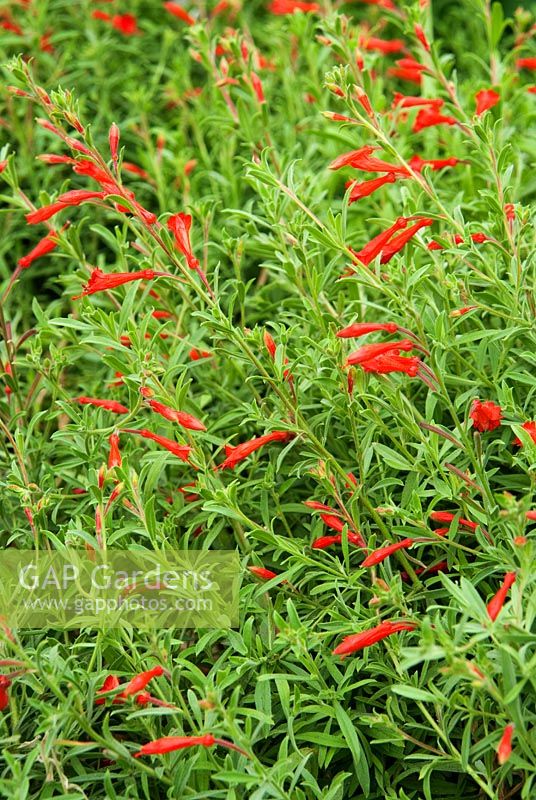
{"left": 319, "top": 513, "right": 365, "bottom": 547}
{"left": 74, "top": 397, "right": 129, "bottom": 414}
{"left": 37, "top": 154, "right": 76, "bottom": 165}
{"left": 516, "top": 57, "right": 536, "bottom": 70}
{"left": 305, "top": 500, "right": 339, "bottom": 512}
{"left": 167, "top": 213, "right": 199, "bottom": 270}
{"left": 408, "top": 155, "right": 462, "bottom": 171}
{"left": 345, "top": 339, "right": 414, "bottom": 366}
{"left": 268, "top": 0, "right": 320, "bottom": 13}
{"left": 120, "top": 666, "right": 164, "bottom": 698}
{"left": 359, "top": 35, "right": 405, "bottom": 54}
{"left": 95, "top": 674, "right": 122, "bottom": 705}
{"left": 412, "top": 107, "right": 457, "bottom": 132}
{"left": 189, "top": 347, "right": 212, "bottom": 361}
{"left": 497, "top": 723, "right": 514, "bottom": 765}
{"left": 109, "top": 123, "right": 120, "bottom": 168}
{"left": 361, "top": 354, "right": 421, "bottom": 376}
{"left": 336, "top": 322, "right": 399, "bottom": 338}
{"left": 312, "top": 534, "right": 344, "bottom": 549}
{"left": 111, "top": 14, "right": 139, "bottom": 35}
{"left": 332, "top": 620, "right": 416, "bottom": 658}
{"left": 475, "top": 88, "right": 500, "bottom": 115}
{"left": 388, "top": 58, "right": 427, "bottom": 85}
{"left": 414, "top": 24, "right": 430, "bottom": 51}
{"left": 147, "top": 399, "right": 206, "bottom": 431}
{"left": 470, "top": 400, "right": 502, "bottom": 432}
{"left": 25, "top": 190, "right": 106, "bottom": 224}
{"left": 248, "top": 566, "right": 278, "bottom": 580}
{"left": 358, "top": 0, "right": 396, "bottom": 8}
{"left": 135, "top": 692, "right": 175, "bottom": 708}
{"left": 346, "top": 173, "right": 397, "bottom": 204}
{"left": 351, "top": 217, "right": 409, "bottom": 266}
{"left": 218, "top": 431, "right": 293, "bottom": 470}
{"left": 379, "top": 217, "right": 433, "bottom": 263}
{"left": 513, "top": 421, "right": 536, "bottom": 447}
{"left": 73, "top": 267, "right": 158, "bottom": 298}
{"left": 122, "top": 428, "right": 192, "bottom": 461}
{"left": 487, "top": 572, "right": 516, "bottom": 622}
{"left": 263, "top": 330, "right": 277, "bottom": 358}
{"left": 329, "top": 145, "right": 410, "bottom": 175}
{"left": 526, "top": 511, "right": 536, "bottom": 521}
{"left": 250, "top": 72, "right": 265, "bottom": 104}
{"left": 108, "top": 432, "right": 122, "bottom": 469}
{"left": 430, "top": 510, "right": 478, "bottom": 531}
{"left": 134, "top": 733, "right": 248, "bottom": 758}
{"left": 122, "top": 162, "right": 150, "bottom": 180}
{"left": 392, "top": 93, "right": 443, "bottom": 109}
{"left": 361, "top": 538, "right": 414, "bottom": 567}
{"left": 163, "top": 2, "right": 196, "bottom": 24}
{"left": 18, "top": 226, "right": 66, "bottom": 269}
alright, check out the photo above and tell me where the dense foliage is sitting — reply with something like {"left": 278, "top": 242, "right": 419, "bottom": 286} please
{"left": 0, "top": 0, "right": 535, "bottom": 798}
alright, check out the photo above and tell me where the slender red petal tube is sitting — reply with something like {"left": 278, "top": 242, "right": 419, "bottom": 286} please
{"left": 412, "top": 107, "right": 457, "bottom": 132}
{"left": 516, "top": 57, "right": 536, "bottom": 70}
{"left": 26, "top": 190, "right": 106, "bottom": 224}
{"left": 475, "top": 88, "right": 499, "bottom": 115}
{"left": 304, "top": 500, "right": 338, "bottom": 512}
{"left": 392, "top": 93, "right": 444, "bottom": 109}
{"left": 73, "top": 267, "right": 158, "bottom": 298}
{"left": 359, "top": 35, "right": 405, "bottom": 54}
{"left": 108, "top": 432, "right": 122, "bottom": 469}
{"left": 345, "top": 339, "right": 414, "bottom": 366}
{"left": 429, "top": 511, "right": 478, "bottom": 531}
{"left": 408, "top": 155, "right": 463, "bottom": 171}
{"left": 268, "top": 0, "right": 320, "bottom": 13}
{"left": 337, "top": 322, "right": 399, "bottom": 338}
{"left": 379, "top": 218, "right": 433, "bottom": 263}
{"left": 487, "top": 572, "right": 516, "bottom": 622}
{"left": 329, "top": 146, "right": 409, "bottom": 175}
{"left": 332, "top": 620, "right": 416, "bottom": 658}
{"left": 120, "top": 666, "right": 165, "bottom": 698}
{"left": 167, "top": 213, "right": 199, "bottom": 269}
{"left": 361, "top": 538, "right": 414, "bottom": 567}
{"left": 351, "top": 217, "right": 409, "bottom": 266}
{"left": 248, "top": 566, "right": 278, "bottom": 580}
{"left": 18, "top": 226, "right": 65, "bottom": 269}
{"left": 109, "top": 123, "right": 120, "bottom": 167}
{"left": 360, "top": 354, "right": 421, "bottom": 376}
{"left": 147, "top": 399, "right": 206, "bottom": 431}
{"left": 95, "top": 674, "right": 122, "bottom": 705}
{"left": 346, "top": 173, "right": 397, "bottom": 204}
{"left": 134, "top": 733, "right": 249, "bottom": 757}
{"left": 497, "top": 724, "right": 514, "bottom": 765}
{"left": 217, "top": 431, "right": 293, "bottom": 470}
{"left": 74, "top": 397, "right": 129, "bottom": 414}
{"left": 122, "top": 428, "right": 192, "bottom": 461}
{"left": 163, "top": 2, "right": 196, "bottom": 24}
{"left": 526, "top": 511, "right": 536, "bottom": 521}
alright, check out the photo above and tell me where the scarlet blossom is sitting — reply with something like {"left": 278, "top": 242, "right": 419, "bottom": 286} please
{"left": 430, "top": 510, "right": 478, "bottom": 531}
{"left": 95, "top": 674, "right": 122, "bottom": 705}
{"left": 163, "top": 2, "right": 195, "bottom": 24}
{"left": 217, "top": 431, "right": 293, "bottom": 470}
{"left": 470, "top": 399, "right": 502, "bottom": 432}
{"left": 120, "top": 666, "right": 165, "bottom": 698}
{"left": 346, "top": 173, "right": 397, "bottom": 204}
{"left": 337, "top": 321, "right": 399, "bottom": 338}
{"left": 475, "top": 88, "right": 500, "bottom": 115}
{"left": 513, "top": 421, "right": 536, "bottom": 447}
{"left": 312, "top": 533, "right": 363, "bottom": 549}
{"left": 304, "top": 500, "right": 336, "bottom": 512}
{"left": 73, "top": 267, "right": 158, "bottom": 298}
{"left": 408, "top": 155, "right": 463, "bottom": 171}
{"left": 345, "top": 339, "right": 414, "bottom": 366}
{"left": 450, "top": 306, "right": 477, "bottom": 317}
{"left": 487, "top": 572, "right": 516, "bottom": 622}
{"left": 122, "top": 428, "right": 192, "bottom": 461}
{"left": 358, "top": 0, "right": 396, "bottom": 8}
{"left": 351, "top": 217, "right": 409, "bottom": 266}
{"left": 37, "top": 154, "right": 75, "bottom": 165}
{"left": 147, "top": 399, "right": 206, "bottom": 431}
{"left": 414, "top": 23, "right": 430, "bottom": 51}
{"left": 135, "top": 692, "right": 175, "bottom": 708}
{"left": 122, "top": 162, "right": 150, "bottom": 180}
{"left": 332, "top": 620, "right": 416, "bottom": 658}
{"left": 152, "top": 310, "right": 173, "bottom": 319}
{"left": 378, "top": 217, "right": 433, "bottom": 263}
{"left": 167, "top": 213, "right": 199, "bottom": 270}
{"left": 109, "top": 123, "right": 120, "bottom": 168}
{"left": 18, "top": 226, "right": 65, "bottom": 269}
{"left": 74, "top": 397, "right": 129, "bottom": 414}
{"left": 329, "top": 145, "right": 409, "bottom": 176}
{"left": 108, "top": 432, "right": 122, "bottom": 469}
{"left": 412, "top": 107, "right": 457, "bottom": 132}
{"left": 392, "top": 93, "right": 443, "bottom": 109}
{"left": 0, "top": 676, "right": 12, "bottom": 711}
{"left": 516, "top": 57, "right": 536, "bottom": 70}
{"left": 388, "top": 58, "right": 427, "bottom": 85}
{"left": 248, "top": 566, "right": 278, "bottom": 580}
{"left": 528, "top": 86, "right": 536, "bottom": 94}
{"left": 268, "top": 0, "right": 320, "bottom": 13}
{"left": 359, "top": 35, "right": 405, "bottom": 54}
{"left": 361, "top": 354, "right": 421, "bottom": 376}
{"left": 263, "top": 330, "right": 277, "bottom": 358}
{"left": 0, "top": 160, "right": 8, "bottom": 173}
{"left": 526, "top": 511, "right": 536, "bottom": 521}
{"left": 112, "top": 14, "right": 139, "bottom": 35}
{"left": 497, "top": 723, "right": 514, "bottom": 765}
{"left": 319, "top": 511, "right": 364, "bottom": 542}
{"left": 189, "top": 347, "right": 212, "bottom": 361}
{"left": 25, "top": 190, "right": 106, "bottom": 224}
{"left": 250, "top": 72, "right": 265, "bottom": 104}
{"left": 361, "top": 538, "right": 414, "bottom": 567}
{"left": 134, "top": 734, "right": 248, "bottom": 758}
